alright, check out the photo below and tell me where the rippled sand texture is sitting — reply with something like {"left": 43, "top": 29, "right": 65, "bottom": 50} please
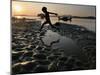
{"left": 12, "top": 22, "right": 96, "bottom": 74}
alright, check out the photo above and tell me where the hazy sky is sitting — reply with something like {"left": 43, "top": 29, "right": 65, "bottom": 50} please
{"left": 12, "top": 1, "right": 96, "bottom": 16}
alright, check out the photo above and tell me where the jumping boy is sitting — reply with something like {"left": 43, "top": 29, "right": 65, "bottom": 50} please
{"left": 39, "top": 7, "right": 58, "bottom": 31}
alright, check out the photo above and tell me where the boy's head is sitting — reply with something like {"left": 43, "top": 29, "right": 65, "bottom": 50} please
{"left": 42, "top": 7, "right": 47, "bottom": 13}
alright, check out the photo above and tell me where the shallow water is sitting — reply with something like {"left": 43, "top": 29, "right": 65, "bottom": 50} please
{"left": 50, "top": 17, "right": 96, "bottom": 32}
{"left": 42, "top": 30, "right": 81, "bottom": 56}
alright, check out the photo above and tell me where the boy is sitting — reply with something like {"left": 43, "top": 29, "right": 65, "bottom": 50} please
{"left": 39, "top": 7, "right": 58, "bottom": 31}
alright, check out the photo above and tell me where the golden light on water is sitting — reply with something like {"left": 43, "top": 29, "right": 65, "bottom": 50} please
{"left": 16, "top": 16, "right": 22, "bottom": 19}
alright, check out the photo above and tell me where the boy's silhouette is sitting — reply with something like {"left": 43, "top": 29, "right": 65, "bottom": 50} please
{"left": 39, "top": 7, "right": 58, "bottom": 31}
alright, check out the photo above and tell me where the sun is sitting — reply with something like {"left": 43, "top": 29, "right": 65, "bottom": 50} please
{"left": 14, "top": 5, "right": 22, "bottom": 12}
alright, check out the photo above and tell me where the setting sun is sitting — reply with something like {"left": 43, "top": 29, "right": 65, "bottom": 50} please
{"left": 14, "top": 5, "right": 22, "bottom": 13}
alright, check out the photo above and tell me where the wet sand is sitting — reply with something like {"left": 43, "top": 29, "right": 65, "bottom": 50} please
{"left": 12, "top": 22, "right": 96, "bottom": 74}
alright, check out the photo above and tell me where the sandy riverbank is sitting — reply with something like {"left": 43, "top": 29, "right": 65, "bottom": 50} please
{"left": 12, "top": 22, "right": 96, "bottom": 74}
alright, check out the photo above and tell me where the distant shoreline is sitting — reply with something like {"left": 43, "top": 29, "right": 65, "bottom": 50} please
{"left": 13, "top": 15, "right": 96, "bottom": 20}
{"left": 72, "top": 16, "right": 96, "bottom": 19}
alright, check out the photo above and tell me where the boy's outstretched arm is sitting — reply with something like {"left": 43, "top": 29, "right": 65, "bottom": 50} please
{"left": 48, "top": 12, "right": 58, "bottom": 16}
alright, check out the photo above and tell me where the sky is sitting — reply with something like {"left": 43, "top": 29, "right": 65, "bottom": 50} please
{"left": 12, "top": 1, "right": 96, "bottom": 17}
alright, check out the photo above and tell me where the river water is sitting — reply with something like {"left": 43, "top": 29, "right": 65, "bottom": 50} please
{"left": 15, "top": 16, "right": 96, "bottom": 32}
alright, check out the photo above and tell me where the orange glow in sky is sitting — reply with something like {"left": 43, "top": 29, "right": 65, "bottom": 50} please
{"left": 14, "top": 5, "right": 22, "bottom": 12}
{"left": 12, "top": 1, "right": 96, "bottom": 17}
{"left": 12, "top": 4, "right": 24, "bottom": 15}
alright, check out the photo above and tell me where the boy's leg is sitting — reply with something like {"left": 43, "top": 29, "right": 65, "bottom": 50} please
{"left": 49, "top": 21, "right": 56, "bottom": 28}
{"left": 39, "top": 21, "right": 47, "bottom": 31}
{"left": 49, "top": 21, "right": 60, "bottom": 30}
